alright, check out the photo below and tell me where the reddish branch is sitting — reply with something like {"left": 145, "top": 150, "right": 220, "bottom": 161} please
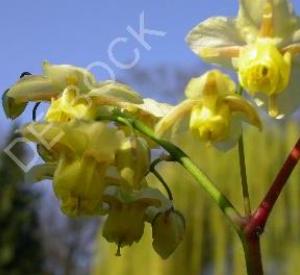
{"left": 244, "top": 137, "right": 300, "bottom": 237}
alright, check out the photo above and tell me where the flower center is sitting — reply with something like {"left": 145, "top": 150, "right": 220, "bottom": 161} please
{"left": 244, "top": 63, "right": 275, "bottom": 94}
{"left": 189, "top": 103, "right": 231, "bottom": 142}
{"left": 238, "top": 38, "right": 292, "bottom": 116}
{"left": 45, "top": 87, "right": 95, "bottom": 122}
{"left": 238, "top": 39, "right": 291, "bottom": 96}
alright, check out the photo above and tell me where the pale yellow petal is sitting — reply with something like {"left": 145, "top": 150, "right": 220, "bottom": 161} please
{"left": 89, "top": 81, "right": 143, "bottom": 104}
{"left": 186, "top": 16, "right": 244, "bottom": 67}
{"left": 224, "top": 95, "right": 262, "bottom": 129}
{"left": 275, "top": 65, "right": 300, "bottom": 117}
{"left": 54, "top": 155, "right": 107, "bottom": 217}
{"left": 136, "top": 98, "right": 173, "bottom": 118}
{"left": 3, "top": 75, "right": 57, "bottom": 119}
{"left": 155, "top": 100, "right": 197, "bottom": 138}
{"left": 5, "top": 75, "right": 57, "bottom": 103}
{"left": 20, "top": 122, "right": 88, "bottom": 156}
{"left": 237, "top": 0, "right": 299, "bottom": 45}
{"left": 115, "top": 137, "right": 150, "bottom": 189}
{"left": 185, "top": 70, "right": 236, "bottom": 100}
{"left": 81, "top": 122, "right": 125, "bottom": 163}
{"left": 43, "top": 61, "right": 97, "bottom": 93}
{"left": 213, "top": 116, "right": 243, "bottom": 151}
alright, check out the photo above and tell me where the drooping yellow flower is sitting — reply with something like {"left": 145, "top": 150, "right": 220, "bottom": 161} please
{"left": 3, "top": 62, "right": 98, "bottom": 119}
{"left": 21, "top": 121, "right": 124, "bottom": 217}
{"left": 155, "top": 70, "right": 261, "bottom": 149}
{"left": 238, "top": 38, "right": 291, "bottom": 116}
{"left": 2, "top": 61, "right": 144, "bottom": 120}
{"left": 102, "top": 186, "right": 163, "bottom": 255}
{"left": 2, "top": 61, "right": 174, "bottom": 137}
{"left": 186, "top": 0, "right": 300, "bottom": 118}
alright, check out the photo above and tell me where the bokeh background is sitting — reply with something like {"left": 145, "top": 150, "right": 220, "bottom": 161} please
{"left": 1, "top": 1, "right": 300, "bottom": 274}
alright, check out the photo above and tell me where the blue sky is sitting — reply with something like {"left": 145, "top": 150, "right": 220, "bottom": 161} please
{"left": 1, "top": 0, "right": 300, "bottom": 133}
{"left": 0, "top": 0, "right": 239, "bottom": 85}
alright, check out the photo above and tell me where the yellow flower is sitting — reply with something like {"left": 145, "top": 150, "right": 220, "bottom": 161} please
{"left": 102, "top": 186, "right": 163, "bottom": 255}
{"left": 155, "top": 70, "right": 261, "bottom": 149}
{"left": 2, "top": 61, "right": 144, "bottom": 120}
{"left": 21, "top": 121, "right": 124, "bottom": 217}
{"left": 3, "top": 62, "right": 97, "bottom": 119}
{"left": 186, "top": 0, "right": 300, "bottom": 118}
{"left": 238, "top": 38, "right": 291, "bottom": 112}
{"left": 2, "top": 61, "right": 173, "bottom": 134}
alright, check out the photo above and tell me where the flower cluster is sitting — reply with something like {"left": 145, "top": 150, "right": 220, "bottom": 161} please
{"left": 155, "top": 0, "right": 300, "bottom": 149}
{"left": 3, "top": 62, "right": 184, "bottom": 258}
{"left": 3, "top": 0, "right": 300, "bottom": 260}
{"left": 186, "top": 0, "right": 300, "bottom": 119}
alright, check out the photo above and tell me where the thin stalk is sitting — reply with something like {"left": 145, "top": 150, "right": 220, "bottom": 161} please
{"left": 151, "top": 167, "right": 174, "bottom": 201}
{"left": 149, "top": 158, "right": 174, "bottom": 200}
{"left": 236, "top": 86, "right": 251, "bottom": 216}
{"left": 149, "top": 157, "right": 164, "bottom": 171}
{"left": 32, "top": 102, "right": 41, "bottom": 121}
{"left": 238, "top": 134, "right": 251, "bottom": 216}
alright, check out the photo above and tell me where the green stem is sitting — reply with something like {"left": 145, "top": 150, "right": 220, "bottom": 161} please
{"left": 238, "top": 134, "right": 251, "bottom": 216}
{"left": 236, "top": 86, "right": 251, "bottom": 216}
{"left": 98, "top": 114, "right": 243, "bottom": 232}
{"left": 235, "top": 85, "right": 263, "bottom": 274}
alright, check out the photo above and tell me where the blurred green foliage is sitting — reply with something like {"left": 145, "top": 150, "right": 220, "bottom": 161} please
{"left": 0, "top": 129, "right": 44, "bottom": 275}
{"left": 92, "top": 122, "right": 300, "bottom": 275}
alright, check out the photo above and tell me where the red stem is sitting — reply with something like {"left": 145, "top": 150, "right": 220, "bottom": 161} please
{"left": 245, "top": 137, "right": 300, "bottom": 236}
{"left": 240, "top": 137, "right": 300, "bottom": 275}
{"left": 242, "top": 235, "right": 264, "bottom": 275}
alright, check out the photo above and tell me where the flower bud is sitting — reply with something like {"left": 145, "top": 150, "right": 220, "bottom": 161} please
{"left": 151, "top": 210, "right": 185, "bottom": 259}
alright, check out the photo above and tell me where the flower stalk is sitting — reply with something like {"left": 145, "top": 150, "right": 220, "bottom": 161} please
{"left": 238, "top": 134, "right": 251, "bottom": 216}
{"left": 149, "top": 159, "right": 174, "bottom": 201}
{"left": 236, "top": 87, "right": 252, "bottom": 217}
